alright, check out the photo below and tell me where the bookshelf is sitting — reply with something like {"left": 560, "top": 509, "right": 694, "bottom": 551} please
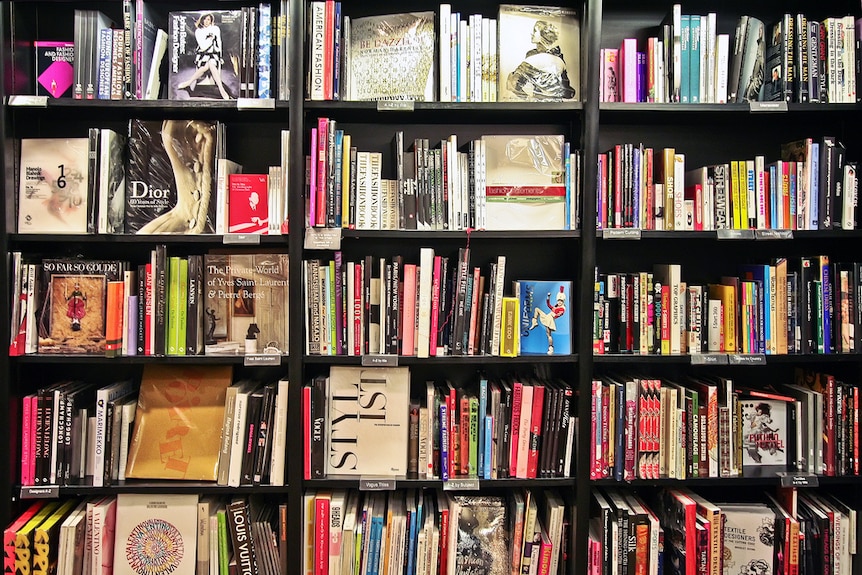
{"left": 1, "top": 0, "right": 861, "bottom": 575}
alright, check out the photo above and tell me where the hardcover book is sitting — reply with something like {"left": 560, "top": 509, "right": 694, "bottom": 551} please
{"left": 453, "top": 495, "right": 509, "bottom": 575}
{"left": 719, "top": 504, "right": 775, "bottom": 575}
{"left": 18, "top": 138, "right": 90, "bottom": 234}
{"left": 497, "top": 5, "right": 580, "bottom": 102}
{"left": 228, "top": 174, "right": 269, "bottom": 234}
{"left": 735, "top": 16, "right": 766, "bottom": 102}
{"left": 204, "top": 253, "right": 290, "bottom": 355}
{"left": 345, "top": 12, "right": 436, "bottom": 101}
{"left": 740, "top": 398, "right": 789, "bottom": 474}
{"left": 125, "top": 364, "right": 232, "bottom": 481}
{"left": 516, "top": 280, "right": 572, "bottom": 355}
{"left": 167, "top": 10, "right": 242, "bottom": 100}
{"left": 97, "top": 128, "right": 127, "bottom": 234}
{"left": 37, "top": 259, "right": 125, "bottom": 354}
{"left": 326, "top": 366, "right": 410, "bottom": 476}
{"left": 34, "top": 41, "right": 75, "bottom": 98}
{"left": 112, "top": 494, "right": 198, "bottom": 575}
{"left": 482, "top": 134, "right": 566, "bottom": 230}
{"left": 125, "top": 119, "right": 218, "bottom": 234}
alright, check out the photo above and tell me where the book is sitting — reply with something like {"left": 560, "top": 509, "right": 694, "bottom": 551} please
{"left": 96, "top": 128, "right": 127, "bottom": 235}
{"left": 719, "top": 503, "right": 775, "bottom": 575}
{"left": 125, "top": 118, "right": 219, "bottom": 234}
{"left": 18, "top": 138, "right": 90, "bottom": 234}
{"left": 516, "top": 280, "right": 573, "bottom": 355}
{"left": 344, "top": 12, "right": 436, "bottom": 101}
{"left": 740, "top": 396, "right": 790, "bottom": 475}
{"left": 168, "top": 10, "right": 243, "bottom": 100}
{"left": 203, "top": 253, "right": 290, "bottom": 355}
{"left": 228, "top": 174, "right": 269, "bottom": 234}
{"left": 325, "top": 366, "right": 410, "bottom": 476}
{"left": 482, "top": 134, "right": 567, "bottom": 230}
{"left": 34, "top": 41, "right": 75, "bottom": 98}
{"left": 124, "top": 364, "right": 233, "bottom": 481}
{"left": 37, "top": 258, "right": 125, "bottom": 354}
{"left": 112, "top": 494, "right": 199, "bottom": 575}
{"left": 497, "top": 5, "right": 580, "bottom": 102}
{"left": 453, "top": 495, "right": 509, "bottom": 575}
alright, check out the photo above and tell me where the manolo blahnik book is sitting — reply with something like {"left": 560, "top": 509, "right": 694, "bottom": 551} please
{"left": 125, "top": 119, "right": 219, "bottom": 234}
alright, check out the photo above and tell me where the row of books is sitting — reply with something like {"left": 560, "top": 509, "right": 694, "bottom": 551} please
{"left": 303, "top": 488, "right": 569, "bottom": 575}
{"left": 16, "top": 121, "right": 289, "bottom": 236}
{"left": 305, "top": 367, "right": 576, "bottom": 480}
{"left": 303, "top": 248, "right": 573, "bottom": 358}
{"left": 597, "top": 136, "right": 857, "bottom": 231}
{"left": 8, "top": 251, "right": 290, "bottom": 358}
{"left": 590, "top": 368, "right": 855, "bottom": 482}
{"left": 4, "top": 494, "right": 286, "bottom": 575}
{"left": 308, "top": 122, "right": 579, "bottom": 232}
{"left": 594, "top": 256, "right": 860, "bottom": 356}
{"left": 18, "top": 366, "right": 289, "bottom": 488}
{"left": 601, "top": 8, "right": 859, "bottom": 105}
{"left": 590, "top": 486, "right": 857, "bottom": 575}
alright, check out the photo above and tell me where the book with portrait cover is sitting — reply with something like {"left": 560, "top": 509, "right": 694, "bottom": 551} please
{"left": 516, "top": 280, "right": 572, "bottom": 355}
{"left": 124, "top": 119, "right": 219, "bottom": 234}
{"left": 112, "top": 494, "right": 198, "bottom": 575}
{"left": 497, "top": 5, "right": 580, "bottom": 102}
{"left": 18, "top": 138, "right": 90, "bottom": 234}
{"left": 125, "top": 364, "right": 232, "bottom": 481}
{"left": 481, "top": 134, "right": 567, "bottom": 230}
{"left": 168, "top": 10, "right": 243, "bottom": 100}
{"left": 345, "top": 12, "right": 436, "bottom": 101}
{"left": 34, "top": 41, "right": 75, "bottom": 98}
{"left": 37, "top": 259, "right": 125, "bottom": 354}
{"left": 740, "top": 397, "right": 790, "bottom": 475}
{"left": 204, "top": 253, "right": 289, "bottom": 356}
{"left": 326, "top": 366, "right": 410, "bottom": 476}
{"left": 453, "top": 495, "right": 509, "bottom": 575}
{"left": 228, "top": 173, "right": 269, "bottom": 234}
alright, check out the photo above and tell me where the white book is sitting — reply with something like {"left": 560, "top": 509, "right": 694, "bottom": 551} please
{"left": 715, "top": 33, "right": 729, "bottom": 103}
{"left": 144, "top": 29, "right": 168, "bottom": 100}
{"left": 416, "top": 247, "right": 434, "bottom": 358}
{"left": 208, "top": 505, "right": 221, "bottom": 575}
{"left": 843, "top": 163, "right": 857, "bottom": 230}
{"left": 196, "top": 496, "right": 218, "bottom": 575}
{"left": 439, "top": 4, "right": 452, "bottom": 102}
{"left": 57, "top": 500, "right": 88, "bottom": 575}
{"left": 92, "top": 380, "right": 135, "bottom": 487}
{"left": 25, "top": 263, "right": 37, "bottom": 354}
{"left": 458, "top": 19, "right": 468, "bottom": 102}
{"left": 705, "top": 13, "right": 716, "bottom": 103}
{"left": 269, "top": 377, "right": 290, "bottom": 486}
{"left": 489, "top": 19, "right": 497, "bottom": 102}
{"left": 308, "top": 1, "right": 326, "bottom": 100}
{"left": 116, "top": 398, "right": 137, "bottom": 481}
{"left": 215, "top": 159, "right": 243, "bottom": 235}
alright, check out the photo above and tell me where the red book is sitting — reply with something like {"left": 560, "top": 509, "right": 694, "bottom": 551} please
{"left": 302, "top": 385, "right": 311, "bottom": 480}
{"left": 228, "top": 173, "right": 269, "bottom": 234}
{"left": 590, "top": 380, "right": 599, "bottom": 480}
{"left": 401, "top": 264, "right": 417, "bottom": 356}
{"left": 436, "top": 493, "right": 450, "bottom": 575}
{"left": 429, "top": 255, "right": 442, "bottom": 357}
{"left": 668, "top": 488, "right": 698, "bottom": 575}
{"left": 105, "top": 280, "right": 125, "bottom": 357}
{"left": 527, "top": 383, "right": 545, "bottom": 478}
{"left": 509, "top": 381, "right": 523, "bottom": 477}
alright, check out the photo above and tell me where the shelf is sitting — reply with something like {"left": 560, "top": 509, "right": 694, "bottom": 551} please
{"left": 12, "top": 354, "right": 288, "bottom": 365}
{"left": 304, "top": 354, "right": 578, "bottom": 365}
{"left": 303, "top": 477, "right": 576, "bottom": 490}
{"left": 593, "top": 353, "right": 862, "bottom": 364}
{"left": 338, "top": 229, "right": 580, "bottom": 240}
{"left": 9, "top": 234, "right": 289, "bottom": 245}
{"left": 591, "top": 475, "right": 862, "bottom": 488}
{"left": 302, "top": 100, "right": 583, "bottom": 123}
{"left": 599, "top": 102, "right": 862, "bottom": 115}
{"left": 596, "top": 229, "right": 862, "bottom": 240}
{"left": 6, "top": 96, "right": 287, "bottom": 112}
{"left": 305, "top": 100, "right": 583, "bottom": 113}
{"left": 19, "top": 482, "right": 289, "bottom": 499}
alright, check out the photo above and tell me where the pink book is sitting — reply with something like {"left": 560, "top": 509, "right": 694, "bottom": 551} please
{"left": 602, "top": 48, "right": 619, "bottom": 103}
{"left": 353, "top": 262, "right": 363, "bottom": 356}
{"left": 316, "top": 118, "right": 329, "bottom": 226}
{"left": 619, "top": 38, "right": 638, "bottom": 102}
{"left": 428, "top": 255, "right": 442, "bottom": 356}
{"left": 401, "top": 264, "right": 417, "bottom": 355}
{"left": 466, "top": 267, "right": 481, "bottom": 355}
{"left": 309, "top": 127, "right": 318, "bottom": 227}
{"left": 509, "top": 381, "right": 523, "bottom": 477}
{"left": 20, "top": 395, "right": 34, "bottom": 485}
{"left": 144, "top": 263, "right": 153, "bottom": 356}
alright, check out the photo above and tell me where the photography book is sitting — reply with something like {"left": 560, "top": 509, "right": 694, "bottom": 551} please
{"left": 167, "top": 10, "right": 243, "bottom": 100}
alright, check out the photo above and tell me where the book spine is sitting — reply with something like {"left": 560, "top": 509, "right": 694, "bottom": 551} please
{"left": 227, "top": 499, "right": 257, "bottom": 575}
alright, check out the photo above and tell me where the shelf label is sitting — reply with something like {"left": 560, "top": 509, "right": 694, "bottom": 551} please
{"left": 443, "top": 478, "right": 481, "bottom": 491}
{"left": 304, "top": 226, "right": 342, "bottom": 250}
{"left": 8, "top": 95, "right": 48, "bottom": 107}
{"left": 778, "top": 473, "right": 819, "bottom": 487}
{"left": 20, "top": 486, "right": 59, "bottom": 499}
{"left": 749, "top": 101, "right": 788, "bottom": 112}
{"left": 690, "top": 354, "right": 728, "bottom": 365}
{"left": 728, "top": 354, "right": 766, "bottom": 365}
{"left": 361, "top": 354, "right": 399, "bottom": 367}
{"left": 359, "top": 478, "right": 396, "bottom": 491}
{"left": 223, "top": 233, "right": 261, "bottom": 245}
{"left": 755, "top": 229, "right": 793, "bottom": 240}
{"left": 377, "top": 100, "right": 415, "bottom": 112}
{"left": 243, "top": 354, "right": 281, "bottom": 366}
{"left": 602, "top": 229, "right": 641, "bottom": 240}
{"left": 237, "top": 97, "right": 276, "bottom": 110}
{"left": 716, "top": 229, "right": 755, "bottom": 240}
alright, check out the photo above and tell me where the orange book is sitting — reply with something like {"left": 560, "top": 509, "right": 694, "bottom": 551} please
{"left": 105, "top": 280, "right": 124, "bottom": 358}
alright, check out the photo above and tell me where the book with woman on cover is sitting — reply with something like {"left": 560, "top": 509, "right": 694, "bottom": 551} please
{"left": 37, "top": 259, "right": 125, "bottom": 354}
{"left": 168, "top": 10, "right": 242, "bottom": 100}
{"left": 497, "top": 5, "right": 580, "bottom": 102}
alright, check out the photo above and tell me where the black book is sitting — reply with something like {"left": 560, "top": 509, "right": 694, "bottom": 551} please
{"left": 186, "top": 254, "right": 203, "bottom": 355}
{"left": 348, "top": 147, "right": 358, "bottom": 228}
{"left": 136, "top": 263, "right": 146, "bottom": 355}
{"left": 392, "top": 131, "right": 405, "bottom": 229}
{"left": 389, "top": 255, "right": 402, "bottom": 354}
{"left": 819, "top": 136, "right": 837, "bottom": 230}
{"left": 451, "top": 248, "right": 471, "bottom": 355}
{"left": 556, "top": 382, "right": 574, "bottom": 477}
{"left": 309, "top": 376, "right": 327, "bottom": 478}
{"left": 253, "top": 383, "right": 277, "bottom": 485}
{"left": 227, "top": 498, "right": 259, "bottom": 575}
{"left": 498, "top": 379, "right": 513, "bottom": 478}
{"left": 241, "top": 387, "right": 265, "bottom": 485}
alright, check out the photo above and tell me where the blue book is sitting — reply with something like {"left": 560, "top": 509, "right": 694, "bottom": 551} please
{"left": 564, "top": 141, "right": 571, "bottom": 229}
{"left": 405, "top": 494, "right": 418, "bottom": 575}
{"left": 368, "top": 501, "right": 384, "bottom": 575}
{"left": 769, "top": 164, "right": 779, "bottom": 228}
{"left": 632, "top": 145, "right": 641, "bottom": 227}
{"left": 257, "top": 3, "right": 272, "bottom": 98}
{"left": 439, "top": 403, "right": 450, "bottom": 480}
{"left": 483, "top": 415, "right": 493, "bottom": 479}
{"left": 679, "top": 14, "right": 691, "bottom": 103}
{"left": 478, "top": 376, "right": 487, "bottom": 476}
{"left": 332, "top": 2, "right": 342, "bottom": 99}
{"left": 517, "top": 280, "right": 573, "bottom": 355}
{"left": 97, "top": 28, "right": 113, "bottom": 99}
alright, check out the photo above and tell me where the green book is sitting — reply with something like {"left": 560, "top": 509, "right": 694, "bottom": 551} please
{"left": 167, "top": 256, "right": 180, "bottom": 355}
{"left": 177, "top": 257, "right": 188, "bottom": 355}
{"left": 217, "top": 508, "right": 229, "bottom": 575}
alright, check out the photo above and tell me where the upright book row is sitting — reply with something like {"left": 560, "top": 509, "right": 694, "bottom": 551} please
{"left": 305, "top": 368, "right": 576, "bottom": 481}
{"left": 591, "top": 368, "right": 855, "bottom": 482}
{"left": 595, "top": 256, "right": 859, "bottom": 357}
{"left": 597, "top": 136, "right": 857, "bottom": 231}
{"left": 601, "top": 8, "right": 859, "bottom": 104}
{"left": 4, "top": 494, "right": 287, "bottom": 575}
{"left": 304, "top": 488, "right": 569, "bottom": 575}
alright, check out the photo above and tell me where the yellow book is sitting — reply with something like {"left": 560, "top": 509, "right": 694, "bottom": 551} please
{"left": 31, "top": 499, "right": 78, "bottom": 575}
{"left": 730, "top": 160, "right": 742, "bottom": 229}
{"left": 14, "top": 502, "right": 60, "bottom": 575}
{"left": 708, "top": 283, "right": 737, "bottom": 353}
{"left": 500, "top": 296, "right": 519, "bottom": 357}
{"left": 342, "top": 133, "right": 352, "bottom": 228}
{"left": 662, "top": 148, "right": 676, "bottom": 231}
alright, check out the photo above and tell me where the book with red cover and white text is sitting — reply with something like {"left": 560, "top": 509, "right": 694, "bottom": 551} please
{"left": 228, "top": 173, "right": 269, "bottom": 234}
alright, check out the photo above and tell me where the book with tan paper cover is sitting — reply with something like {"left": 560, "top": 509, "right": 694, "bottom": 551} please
{"left": 125, "top": 364, "right": 232, "bottom": 481}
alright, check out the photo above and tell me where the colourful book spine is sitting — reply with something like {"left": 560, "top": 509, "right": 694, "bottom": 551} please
{"left": 177, "top": 258, "right": 188, "bottom": 356}
{"left": 309, "top": 128, "right": 318, "bottom": 227}
{"left": 468, "top": 395, "right": 479, "bottom": 477}
{"left": 105, "top": 281, "right": 125, "bottom": 358}
{"left": 439, "top": 403, "right": 449, "bottom": 481}
{"left": 167, "top": 256, "right": 180, "bottom": 356}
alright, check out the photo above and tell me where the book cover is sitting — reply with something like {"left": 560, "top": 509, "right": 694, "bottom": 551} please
{"left": 482, "top": 134, "right": 566, "bottom": 230}
{"left": 346, "top": 12, "right": 436, "bottom": 101}
{"left": 37, "top": 259, "right": 125, "bottom": 354}
{"left": 97, "top": 128, "right": 127, "bottom": 235}
{"left": 204, "top": 253, "right": 290, "bottom": 355}
{"left": 740, "top": 398, "right": 788, "bottom": 473}
{"left": 326, "top": 366, "right": 410, "bottom": 476}
{"left": 453, "top": 495, "right": 509, "bottom": 575}
{"left": 34, "top": 41, "right": 75, "bottom": 98}
{"left": 168, "top": 10, "right": 242, "bottom": 100}
{"left": 735, "top": 16, "right": 766, "bottom": 102}
{"left": 18, "top": 138, "right": 90, "bottom": 234}
{"left": 228, "top": 174, "right": 269, "bottom": 234}
{"left": 517, "top": 280, "right": 572, "bottom": 355}
{"left": 125, "top": 119, "right": 218, "bottom": 234}
{"left": 124, "top": 364, "right": 232, "bottom": 481}
{"left": 497, "top": 5, "right": 580, "bottom": 102}
{"left": 112, "top": 494, "right": 198, "bottom": 575}
{"left": 720, "top": 504, "right": 775, "bottom": 575}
